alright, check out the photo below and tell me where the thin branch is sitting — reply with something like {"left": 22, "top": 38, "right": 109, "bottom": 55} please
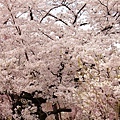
{"left": 101, "top": 25, "right": 113, "bottom": 32}
{"left": 98, "top": 0, "right": 107, "bottom": 8}
{"left": 18, "top": 54, "right": 21, "bottom": 66}
{"left": 40, "top": 10, "right": 68, "bottom": 26}
{"left": 62, "top": 3, "right": 86, "bottom": 25}
{"left": 15, "top": 11, "right": 28, "bottom": 18}
{"left": 49, "top": 62, "right": 64, "bottom": 83}
{"left": 40, "top": 12, "right": 49, "bottom": 23}
{"left": 29, "top": 6, "right": 34, "bottom": 20}
{"left": 40, "top": 3, "right": 86, "bottom": 25}
{"left": 73, "top": 3, "right": 86, "bottom": 24}
{"left": 40, "top": 4, "right": 70, "bottom": 26}
{"left": 77, "top": 3, "right": 86, "bottom": 15}
{"left": 80, "top": 23, "right": 88, "bottom": 26}
{"left": 116, "top": 12, "right": 120, "bottom": 20}
{"left": 24, "top": 50, "right": 29, "bottom": 61}
{"left": 62, "top": 4, "right": 76, "bottom": 17}
{"left": 40, "top": 5, "right": 63, "bottom": 23}
{"left": 5, "top": 0, "right": 21, "bottom": 35}
{"left": 48, "top": 108, "right": 72, "bottom": 115}
{"left": 98, "top": 0, "right": 110, "bottom": 15}
{"left": 48, "top": 13, "right": 68, "bottom": 26}
{"left": 38, "top": 29, "right": 54, "bottom": 40}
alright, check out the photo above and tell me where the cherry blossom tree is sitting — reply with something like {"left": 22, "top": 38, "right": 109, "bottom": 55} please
{"left": 0, "top": 0, "right": 120, "bottom": 119}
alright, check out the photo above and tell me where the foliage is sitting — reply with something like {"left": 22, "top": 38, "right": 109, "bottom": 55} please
{"left": 0, "top": 0, "right": 120, "bottom": 119}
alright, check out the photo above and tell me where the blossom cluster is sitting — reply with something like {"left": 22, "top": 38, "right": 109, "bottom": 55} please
{"left": 0, "top": 0, "right": 119, "bottom": 119}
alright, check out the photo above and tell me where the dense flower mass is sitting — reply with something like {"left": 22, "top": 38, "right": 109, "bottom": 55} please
{"left": 0, "top": 0, "right": 120, "bottom": 119}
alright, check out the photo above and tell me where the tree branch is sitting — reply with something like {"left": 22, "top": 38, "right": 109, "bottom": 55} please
{"left": 40, "top": 5, "right": 63, "bottom": 23}
{"left": 5, "top": 1, "right": 21, "bottom": 35}
{"left": 40, "top": 10, "right": 68, "bottom": 26}
{"left": 29, "top": 6, "right": 34, "bottom": 20}
{"left": 48, "top": 108, "right": 72, "bottom": 115}
{"left": 98, "top": 0, "right": 110, "bottom": 15}
{"left": 73, "top": 3, "right": 86, "bottom": 24}
{"left": 38, "top": 29, "right": 54, "bottom": 40}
